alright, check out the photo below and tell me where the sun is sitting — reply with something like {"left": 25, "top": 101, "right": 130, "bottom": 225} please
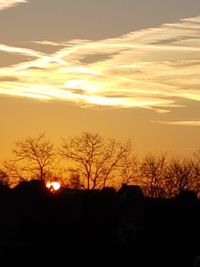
{"left": 46, "top": 181, "right": 61, "bottom": 192}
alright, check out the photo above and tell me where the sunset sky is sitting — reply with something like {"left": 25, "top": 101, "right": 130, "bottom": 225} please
{"left": 1, "top": 0, "right": 200, "bottom": 162}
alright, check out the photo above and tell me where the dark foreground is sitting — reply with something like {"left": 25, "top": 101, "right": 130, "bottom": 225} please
{"left": 0, "top": 181, "right": 199, "bottom": 266}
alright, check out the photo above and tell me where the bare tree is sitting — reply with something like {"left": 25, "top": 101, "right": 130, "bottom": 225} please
{"left": 4, "top": 134, "right": 55, "bottom": 185}
{"left": 0, "top": 169, "right": 9, "bottom": 186}
{"left": 4, "top": 160, "right": 25, "bottom": 186}
{"left": 164, "top": 158, "right": 193, "bottom": 198}
{"left": 140, "top": 154, "right": 167, "bottom": 198}
{"left": 60, "top": 132, "right": 133, "bottom": 189}
{"left": 119, "top": 154, "right": 139, "bottom": 186}
{"left": 67, "top": 168, "right": 83, "bottom": 189}
{"left": 189, "top": 149, "right": 200, "bottom": 195}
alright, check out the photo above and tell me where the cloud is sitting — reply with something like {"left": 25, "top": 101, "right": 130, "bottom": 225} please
{"left": 1, "top": 15, "right": 200, "bottom": 113}
{"left": 0, "top": 0, "right": 28, "bottom": 11}
{"left": 0, "top": 76, "right": 19, "bottom": 82}
{"left": 0, "top": 44, "right": 44, "bottom": 58}
{"left": 153, "top": 120, "right": 200, "bottom": 126}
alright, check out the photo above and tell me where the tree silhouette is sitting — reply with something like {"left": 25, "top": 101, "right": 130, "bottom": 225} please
{"left": 191, "top": 149, "right": 200, "bottom": 195}
{"left": 60, "top": 132, "right": 133, "bottom": 189}
{"left": 164, "top": 158, "right": 193, "bottom": 197}
{"left": 140, "top": 154, "right": 167, "bottom": 197}
{"left": 4, "top": 134, "right": 55, "bottom": 185}
{"left": 0, "top": 169, "right": 9, "bottom": 186}
{"left": 119, "top": 154, "right": 138, "bottom": 186}
{"left": 2, "top": 132, "right": 200, "bottom": 195}
{"left": 67, "top": 168, "right": 83, "bottom": 189}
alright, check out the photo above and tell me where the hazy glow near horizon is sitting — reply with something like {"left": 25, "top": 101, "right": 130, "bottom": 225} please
{"left": 0, "top": 16, "right": 200, "bottom": 116}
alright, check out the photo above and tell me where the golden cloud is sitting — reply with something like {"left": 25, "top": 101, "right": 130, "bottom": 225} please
{"left": 0, "top": 0, "right": 27, "bottom": 11}
{"left": 153, "top": 120, "right": 200, "bottom": 126}
{"left": 0, "top": 15, "right": 200, "bottom": 113}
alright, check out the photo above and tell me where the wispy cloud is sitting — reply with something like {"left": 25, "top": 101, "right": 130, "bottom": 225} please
{"left": 0, "top": 44, "right": 44, "bottom": 57}
{"left": 153, "top": 120, "right": 200, "bottom": 126}
{"left": 0, "top": 0, "right": 28, "bottom": 11}
{"left": 1, "top": 15, "right": 200, "bottom": 113}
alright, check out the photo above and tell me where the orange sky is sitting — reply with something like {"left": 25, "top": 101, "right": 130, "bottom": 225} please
{"left": 1, "top": 0, "right": 200, "bottom": 163}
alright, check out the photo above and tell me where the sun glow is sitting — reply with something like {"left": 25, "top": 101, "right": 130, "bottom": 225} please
{"left": 65, "top": 79, "right": 99, "bottom": 92}
{"left": 46, "top": 181, "right": 61, "bottom": 192}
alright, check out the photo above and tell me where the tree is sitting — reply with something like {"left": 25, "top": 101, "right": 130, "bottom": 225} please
{"left": 4, "top": 134, "right": 55, "bottom": 185}
{"left": 164, "top": 158, "right": 193, "bottom": 198}
{"left": 0, "top": 169, "right": 9, "bottom": 186}
{"left": 60, "top": 132, "right": 133, "bottom": 189}
{"left": 187, "top": 150, "right": 200, "bottom": 196}
{"left": 119, "top": 154, "right": 139, "bottom": 186}
{"left": 4, "top": 160, "right": 25, "bottom": 186}
{"left": 67, "top": 168, "right": 83, "bottom": 189}
{"left": 140, "top": 154, "right": 167, "bottom": 198}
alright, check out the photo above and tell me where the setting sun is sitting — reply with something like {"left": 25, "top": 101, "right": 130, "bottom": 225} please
{"left": 46, "top": 181, "right": 61, "bottom": 192}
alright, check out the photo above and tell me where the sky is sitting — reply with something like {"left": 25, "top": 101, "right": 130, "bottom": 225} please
{"left": 1, "top": 0, "right": 200, "bottom": 162}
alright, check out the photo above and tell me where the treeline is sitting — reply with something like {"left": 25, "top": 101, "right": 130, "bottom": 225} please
{"left": 1, "top": 132, "right": 200, "bottom": 198}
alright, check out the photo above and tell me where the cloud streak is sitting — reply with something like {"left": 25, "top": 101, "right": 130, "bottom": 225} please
{"left": 0, "top": 0, "right": 28, "bottom": 11}
{"left": 154, "top": 120, "right": 200, "bottom": 126}
{"left": 1, "top": 15, "right": 200, "bottom": 115}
